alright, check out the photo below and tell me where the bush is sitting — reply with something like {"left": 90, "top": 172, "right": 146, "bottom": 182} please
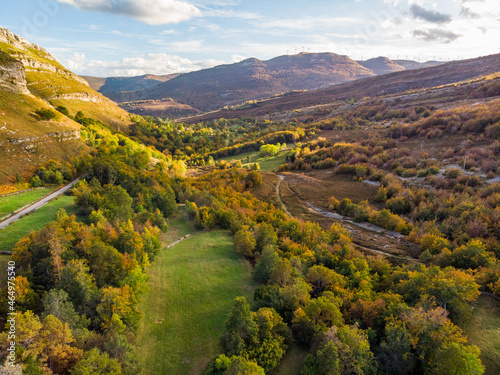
{"left": 375, "top": 186, "right": 387, "bottom": 202}
{"left": 30, "top": 175, "right": 42, "bottom": 187}
{"left": 328, "top": 197, "right": 340, "bottom": 211}
{"left": 35, "top": 108, "right": 58, "bottom": 121}
{"left": 56, "top": 106, "right": 70, "bottom": 116}
{"left": 445, "top": 168, "right": 461, "bottom": 179}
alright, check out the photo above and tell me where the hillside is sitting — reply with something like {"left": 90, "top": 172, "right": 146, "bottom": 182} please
{"left": 0, "top": 27, "right": 131, "bottom": 184}
{"left": 110, "top": 52, "right": 375, "bottom": 114}
{"left": 394, "top": 59, "right": 444, "bottom": 70}
{"left": 181, "top": 53, "right": 500, "bottom": 123}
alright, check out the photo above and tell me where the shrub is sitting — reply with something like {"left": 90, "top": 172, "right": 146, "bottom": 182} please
{"left": 30, "top": 175, "right": 42, "bottom": 187}
{"left": 35, "top": 108, "right": 58, "bottom": 121}
{"left": 56, "top": 106, "right": 70, "bottom": 116}
{"left": 445, "top": 168, "right": 461, "bottom": 179}
{"left": 328, "top": 197, "right": 340, "bottom": 211}
{"left": 375, "top": 186, "right": 387, "bottom": 202}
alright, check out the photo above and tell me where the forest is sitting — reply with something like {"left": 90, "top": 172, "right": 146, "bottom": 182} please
{"left": 0, "top": 91, "right": 499, "bottom": 375}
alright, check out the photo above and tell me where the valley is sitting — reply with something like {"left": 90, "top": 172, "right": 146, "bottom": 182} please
{"left": 0, "top": 25, "right": 499, "bottom": 375}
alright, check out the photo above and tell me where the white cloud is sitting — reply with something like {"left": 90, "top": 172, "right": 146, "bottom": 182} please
{"left": 56, "top": 0, "right": 201, "bottom": 25}
{"left": 62, "top": 52, "right": 226, "bottom": 76}
{"left": 231, "top": 54, "right": 245, "bottom": 62}
{"left": 159, "top": 29, "right": 178, "bottom": 35}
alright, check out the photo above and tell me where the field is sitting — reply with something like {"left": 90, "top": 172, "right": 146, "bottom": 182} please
{"left": 466, "top": 295, "right": 500, "bottom": 375}
{"left": 0, "top": 195, "right": 79, "bottom": 252}
{"left": 136, "top": 212, "right": 256, "bottom": 375}
{"left": 0, "top": 188, "right": 52, "bottom": 218}
{"left": 277, "top": 172, "right": 420, "bottom": 260}
{"left": 218, "top": 148, "right": 290, "bottom": 172}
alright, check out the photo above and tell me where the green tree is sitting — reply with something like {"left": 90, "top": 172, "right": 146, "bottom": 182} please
{"left": 103, "top": 334, "right": 140, "bottom": 375}
{"left": 268, "top": 258, "right": 293, "bottom": 287}
{"left": 256, "top": 223, "right": 277, "bottom": 251}
{"left": 435, "top": 342, "right": 485, "bottom": 375}
{"left": 234, "top": 226, "right": 256, "bottom": 258}
{"left": 377, "top": 317, "right": 415, "bottom": 375}
{"left": 252, "top": 308, "right": 288, "bottom": 371}
{"left": 301, "top": 341, "right": 340, "bottom": 375}
{"left": 449, "top": 239, "right": 493, "bottom": 269}
{"left": 41, "top": 289, "right": 88, "bottom": 330}
{"left": 335, "top": 324, "right": 375, "bottom": 374}
{"left": 306, "top": 265, "right": 344, "bottom": 297}
{"left": 253, "top": 246, "right": 279, "bottom": 283}
{"left": 57, "top": 260, "right": 100, "bottom": 318}
{"left": 317, "top": 341, "right": 341, "bottom": 375}
{"left": 71, "top": 348, "right": 122, "bottom": 375}
{"left": 397, "top": 266, "right": 480, "bottom": 322}
{"left": 30, "top": 175, "right": 42, "bottom": 187}
{"left": 219, "top": 297, "right": 258, "bottom": 357}
{"left": 35, "top": 108, "right": 58, "bottom": 121}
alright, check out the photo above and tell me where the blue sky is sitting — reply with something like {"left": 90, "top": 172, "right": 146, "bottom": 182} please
{"left": 1, "top": 0, "right": 499, "bottom": 77}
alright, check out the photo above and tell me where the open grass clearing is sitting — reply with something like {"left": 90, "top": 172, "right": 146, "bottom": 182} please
{"left": 466, "top": 295, "right": 500, "bottom": 375}
{"left": 217, "top": 147, "right": 291, "bottom": 172}
{"left": 136, "top": 212, "right": 256, "bottom": 375}
{"left": 0, "top": 195, "right": 80, "bottom": 252}
{"left": 0, "top": 188, "right": 52, "bottom": 218}
{"left": 250, "top": 172, "right": 281, "bottom": 207}
{"left": 284, "top": 170, "right": 382, "bottom": 210}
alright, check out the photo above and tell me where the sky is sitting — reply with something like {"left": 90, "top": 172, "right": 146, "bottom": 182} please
{"left": 1, "top": 0, "right": 499, "bottom": 77}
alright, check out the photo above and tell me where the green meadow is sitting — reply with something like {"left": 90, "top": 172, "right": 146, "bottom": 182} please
{"left": 136, "top": 213, "right": 256, "bottom": 375}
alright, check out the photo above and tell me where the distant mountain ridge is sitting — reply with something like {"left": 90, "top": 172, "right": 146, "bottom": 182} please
{"left": 83, "top": 53, "right": 447, "bottom": 117}
{"left": 109, "top": 52, "right": 376, "bottom": 113}
{"left": 181, "top": 53, "right": 500, "bottom": 123}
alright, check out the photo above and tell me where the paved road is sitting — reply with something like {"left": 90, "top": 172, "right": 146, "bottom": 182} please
{"left": 0, "top": 178, "right": 80, "bottom": 230}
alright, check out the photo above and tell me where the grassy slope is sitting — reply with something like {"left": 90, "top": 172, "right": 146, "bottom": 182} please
{"left": 218, "top": 148, "right": 290, "bottom": 172}
{"left": 0, "top": 188, "right": 52, "bottom": 217}
{"left": 0, "top": 36, "right": 131, "bottom": 183}
{"left": 0, "top": 89, "right": 85, "bottom": 184}
{"left": 26, "top": 69, "right": 131, "bottom": 131}
{"left": 136, "top": 212, "right": 256, "bottom": 375}
{"left": 0, "top": 194, "right": 79, "bottom": 252}
{"left": 466, "top": 295, "right": 500, "bottom": 375}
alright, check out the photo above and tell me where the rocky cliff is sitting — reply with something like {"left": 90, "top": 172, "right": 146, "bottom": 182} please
{"left": 0, "top": 51, "right": 30, "bottom": 95}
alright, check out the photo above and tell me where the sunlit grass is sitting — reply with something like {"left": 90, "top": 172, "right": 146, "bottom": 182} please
{"left": 0, "top": 188, "right": 52, "bottom": 218}
{"left": 136, "top": 212, "right": 256, "bottom": 375}
{"left": 0, "top": 195, "right": 80, "bottom": 252}
{"left": 466, "top": 295, "right": 500, "bottom": 375}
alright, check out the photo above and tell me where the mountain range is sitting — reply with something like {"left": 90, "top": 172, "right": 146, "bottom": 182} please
{"left": 83, "top": 53, "right": 445, "bottom": 117}
{"left": 1, "top": 26, "right": 499, "bottom": 182}
{"left": 182, "top": 53, "right": 500, "bottom": 123}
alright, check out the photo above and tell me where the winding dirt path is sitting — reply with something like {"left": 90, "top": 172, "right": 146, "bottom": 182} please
{"left": 275, "top": 173, "right": 420, "bottom": 262}
{"left": 276, "top": 175, "right": 293, "bottom": 217}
